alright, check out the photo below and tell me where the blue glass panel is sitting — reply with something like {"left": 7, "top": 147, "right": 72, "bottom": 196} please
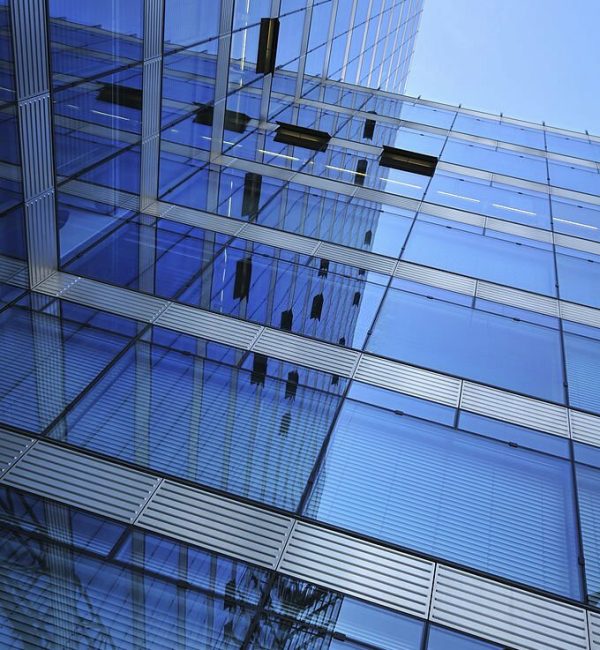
{"left": 565, "top": 332, "right": 600, "bottom": 414}
{"left": 0, "top": 204, "right": 27, "bottom": 261}
{"left": 575, "top": 463, "right": 600, "bottom": 605}
{"left": 426, "top": 173, "right": 551, "bottom": 229}
{"left": 184, "top": 239, "right": 387, "bottom": 348}
{"left": 367, "top": 288, "right": 564, "bottom": 402}
{"left": 0, "top": 485, "right": 124, "bottom": 555}
{"left": 48, "top": 341, "right": 340, "bottom": 509}
{"left": 453, "top": 115, "right": 545, "bottom": 150}
{"left": 305, "top": 402, "right": 580, "bottom": 597}
{"left": 552, "top": 197, "right": 600, "bottom": 242}
{"left": 347, "top": 382, "right": 456, "bottom": 426}
{"left": 253, "top": 575, "right": 423, "bottom": 649}
{"left": 549, "top": 161, "right": 600, "bottom": 195}
{"left": 0, "top": 526, "right": 260, "bottom": 648}
{"left": 556, "top": 251, "right": 600, "bottom": 309}
{"left": 404, "top": 216, "right": 556, "bottom": 295}
{"left": 163, "top": 0, "right": 220, "bottom": 48}
{"left": 427, "top": 626, "right": 503, "bottom": 650}
{"left": 0, "top": 303, "right": 132, "bottom": 433}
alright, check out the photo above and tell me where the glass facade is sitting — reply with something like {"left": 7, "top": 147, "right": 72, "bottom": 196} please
{"left": 2, "top": 1, "right": 600, "bottom": 648}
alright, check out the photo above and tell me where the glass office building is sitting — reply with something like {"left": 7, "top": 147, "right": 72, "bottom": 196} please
{"left": 1, "top": 0, "right": 600, "bottom": 648}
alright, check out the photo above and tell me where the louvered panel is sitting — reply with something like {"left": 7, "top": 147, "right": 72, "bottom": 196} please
{"left": 552, "top": 185, "right": 600, "bottom": 207}
{"left": 354, "top": 186, "right": 420, "bottom": 211}
{"left": 140, "top": 134, "right": 160, "bottom": 207}
{"left": 395, "top": 262, "right": 476, "bottom": 295}
{"left": 0, "top": 430, "right": 35, "bottom": 477}
{"left": 10, "top": 0, "right": 49, "bottom": 99}
{"left": 156, "top": 302, "right": 261, "bottom": 349}
{"left": 25, "top": 191, "right": 57, "bottom": 287}
{"left": 316, "top": 242, "right": 397, "bottom": 274}
{"left": 1, "top": 443, "right": 160, "bottom": 523}
{"left": 590, "top": 612, "right": 600, "bottom": 650}
{"left": 161, "top": 203, "right": 242, "bottom": 235}
{"left": 437, "top": 161, "right": 493, "bottom": 181}
{"left": 354, "top": 355, "right": 461, "bottom": 406}
{"left": 485, "top": 217, "right": 553, "bottom": 243}
{"left": 570, "top": 410, "right": 600, "bottom": 447}
{"left": 431, "top": 566, "right": 588, "bottom": 650}
{"left": 143, "top": 0, "right": 164, "bottom": 60}
{"left": 476, "top": 282, "right": 559, "bottom": 317}
{"left": 142, "top": 60, "right": 162, "bottom": 139}
{"left": 18, "top": 95, "right": 53, "bottom": 198}
{"left": 237, "top": 223, "right": 319, "bottom": 256}
{"left": 61, "top": 276, "right": 168, "bottom": 322}
{"left": 278, "top": 522, "right": 434, "bottom": 618}
{"left": 35, "top": 271, "right": 80, "bottom": 297}
{"left": 555, "top": 233, "right": 600, "bottom": 256}
{"left": 561, "top": 302, "right": 600, "bottom": 329}
{"left": 136, "top": 480, "right": 293, "bottom": 568}
{"left": 251, "top": 329, "right": 360, "bottom": 377}
{"left": 60, "top": 180, "right": 140, "bottom": 211}
{"left": 460, "top": 383, "right": 570, "bottom": 437}
{"left": 420, "top": 202, "right": 486, "bottom": 227}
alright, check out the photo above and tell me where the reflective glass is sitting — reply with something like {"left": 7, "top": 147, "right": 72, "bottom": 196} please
{"left": 305, "top": 401, "right": 581, "bottom": 597}
{"left": 564, "top": 331, "right": 600, "bottom": 414}
{"left": 0, "top": 300, "right": 133, "bottom": 432}
{"left": 48, "top": 340, "right": 341, "bottom": 509}
{"left": 403, "top": 215, "right": 556, "bottom": 295}
{"left": 556, "top": 250, "right": 600, "bottom": 309}
{"left": 427, "top": 626, "right": 503, "bottom": 650}
{"left": 367, "top": 287, "right": 565, "bottom": 402}
{"left": 575, "top": 462, "right": 600, "bottom": 605}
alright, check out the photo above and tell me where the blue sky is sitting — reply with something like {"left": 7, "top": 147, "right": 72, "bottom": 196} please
{"left": 405, "top": 0, "right": 600, "bottom": 135}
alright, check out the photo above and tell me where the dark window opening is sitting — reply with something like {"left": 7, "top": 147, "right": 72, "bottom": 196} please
{"left": 97, "top": 84, "right": 143, "bottom": 109}
{"left": 279, "top": 411, "right": 292, "bottom": 437}
{"left": 242, "top": 172, "right": 262, "bottom": 217}
{"left": 256, "top": 17, "right": 280, "bottom": 74}
{"left": 363, "top": 117, "right": 376, "bottom": 140}
{"left": 194, "top": 104, "right": 251, "bottom": 133}
{"left": 352, "top": 291, "right": 361, "bottom": 306}
{"left": 274, "top": 122, "right": 331, "bottom": 152}
{"left": 251, "top": 353, "right": 268, "bottom": 386}
{"left": 280, "top": 309, "right": 293, "bottom": 331}
{"left": 285, "top": 371, "right": 299, "bottom": 400}
{"left": 379, "top": 145, "right": 438, "bottom": 176}
{"left": 233, "top": 257, "right": 252, "bottom": 300}
{"left": 354, "top": 159, "right": 368, "bottom": 186}
{"left": 310, "top": 293, "right": 324, "bottom": 320}
{"left": 318, "top": 259, "right": 329, "bottom": 277}
{"left": 364, "top": 230, "right": 373, "bottom": 246}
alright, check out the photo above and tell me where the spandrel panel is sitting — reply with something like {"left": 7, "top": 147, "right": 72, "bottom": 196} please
{"left": 304, "top": 401, "right": 581, "bottom": 598}
{"left": 366, "top": 287, "right": 564, "bottom": 402}
{"left": 0, "top": 301, "right": 133, "bottom": 433}
{"left": 47, "top": 341, "right": 341, "bottom": 510}
{"left": 403, "top": 216, "right": 557, "bottom": 295}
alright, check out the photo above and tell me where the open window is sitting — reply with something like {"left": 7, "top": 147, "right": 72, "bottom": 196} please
{"left": 97, "top": 84, "right": 143, "bottom": 109}
{"left": 233, "top": 257, "right": 252, "bottom": 299}
{"left": 242, "top": 173, "right": 262, "bottom": 217}
{"left": 194, "top": 104, "right": 251, "bottom": 133}
{"left": 274, "top": 122, "right": 331, "bottom": 152}
{"left": 256, "top": 18, "right": 280, "bottom": 74}
{"left": 354, "top": 159, "right": 368, "bottom": 186}
{"left": 379, "top": 145, "right": 438, "bottom": 176}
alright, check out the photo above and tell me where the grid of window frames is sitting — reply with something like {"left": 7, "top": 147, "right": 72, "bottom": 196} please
{"left": 2, "top": 0, "right": 600, "bottom": 648}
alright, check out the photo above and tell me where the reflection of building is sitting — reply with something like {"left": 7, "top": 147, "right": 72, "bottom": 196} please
{"left": 2, "top": 1, "right": 600, "bottom": 649}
